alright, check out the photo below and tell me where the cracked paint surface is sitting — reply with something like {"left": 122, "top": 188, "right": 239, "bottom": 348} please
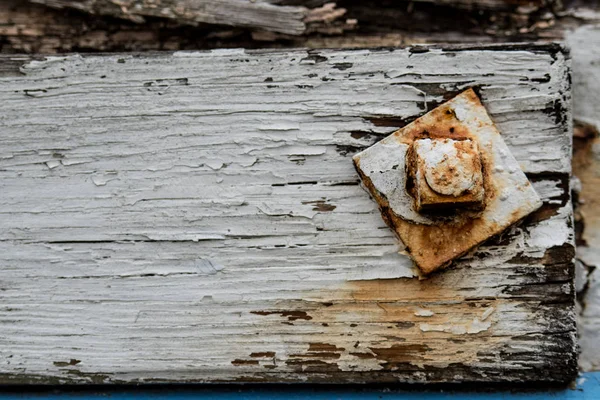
{"left": 0, "top": 45, "right": 575, "bottom": 383}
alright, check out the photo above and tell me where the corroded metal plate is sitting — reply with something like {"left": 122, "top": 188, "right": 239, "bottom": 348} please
{"left": 353, "top": 89, "right": 542, "bottom": 274}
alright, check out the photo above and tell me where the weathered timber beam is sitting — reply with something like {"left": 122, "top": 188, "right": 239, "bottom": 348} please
{"left": 0, "top": 44, "right": 575, "bottom": 384}
{"left": 27, "top": 0, "right": 350, "bottom": 35}
{"left": 569, "top": 24, "right": 600, "bottom": 372}
{"left": 5, "top": 0, "right": 600, "bottom": 54}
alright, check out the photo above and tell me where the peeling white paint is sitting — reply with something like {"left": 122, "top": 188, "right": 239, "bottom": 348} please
{"left": 526, "top": 205, "right": 573, "bottom": 249}
{"left": 420, "top": 317, "right": 492, "bottom": 334}
{"left": 45, "top": 160, "right": 60, "bottom": 169}
{"left": 0, "top": 47, "right": 574, "bottom": 383}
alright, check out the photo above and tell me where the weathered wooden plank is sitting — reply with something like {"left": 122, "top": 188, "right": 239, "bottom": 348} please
{"left": 568, "top": 24, "right": 600, "bottom": 372}
{"left": 0, "top": 0, "right": 493, "bottom": 54}
{"left": 27, "top": 0, "right": 350, "bottom": 35}
{"left": 568, "top": 24, "right": 600, "bottom": 132}
{"left": 0, "top": 45, "right": 574, "bottom": 384}
{"left": 6, "top": 0, "right": 600, "bottom": 55}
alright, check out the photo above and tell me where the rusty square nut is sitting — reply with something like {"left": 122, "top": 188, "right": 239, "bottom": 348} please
{"left": 407, "top": 138, "right": 485, "bottom": 212}
{"left": 352, "top": 89, "right": 543, "bottom": 274}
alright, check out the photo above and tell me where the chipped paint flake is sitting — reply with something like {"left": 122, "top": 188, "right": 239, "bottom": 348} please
{"left": 45, "top": 160, "right": 60, "bottom": 169}
{"left": 420, "top": 317, "right": 492, "bottom": 335}
{"left": 481, "top": 307, "right": 495, "bottom": 321}
{"left": 414, "top": 308, "right": 435, "bottom": 317}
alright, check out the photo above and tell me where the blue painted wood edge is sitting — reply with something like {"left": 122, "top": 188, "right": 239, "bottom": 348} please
{"left": 1, "top": 372, "right": 599, "bottom": 399}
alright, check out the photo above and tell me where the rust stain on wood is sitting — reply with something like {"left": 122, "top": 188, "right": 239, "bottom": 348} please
{"left": 0, "top": 46, "right": 575, "bottom": 384}
{"left": 240, "top": 277, "right": 514, "bottom": 373}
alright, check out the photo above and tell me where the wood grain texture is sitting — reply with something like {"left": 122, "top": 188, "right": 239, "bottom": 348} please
{"left": 5, "top": 1, "right": 599, "bottom": 55}
{"left": 0, "top": 0, "right": 495, "bottom": 54}
{"left": 568, "top": 24, "right": 600, "bottom": 132}
{"left": 27, "top": 0, "right": 349, "bottom": 35}
{"left": 568, "top": 24, "right": 600, "bottom": 372}
{"left": 0, "top": 44, "right": 575, "bottom": 384}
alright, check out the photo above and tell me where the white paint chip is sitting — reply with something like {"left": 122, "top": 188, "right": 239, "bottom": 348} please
{"left": 414, "top": 308, "right": 435, "bottom": 317}
{"left": 45, "top": 160, "right": 60, "bottom": 169}
{"left": 481, "top": 307, "right": 495, "bottom": 321}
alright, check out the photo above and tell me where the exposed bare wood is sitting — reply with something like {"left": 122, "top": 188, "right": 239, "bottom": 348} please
{"left": 0, "top": 45, "right": 574, "bottom": 384}
{"left": 0, "top": 0, "right": 481, "bottom": 54}
{"left": 0, "top": 0, "right": 185, "bottom": 54}
{"left": 568, "top": 24, "right": 600, "bottom": 132}
{"left": 5, "top": 0, "right": 600, "bottom": 55}
{"left": 27, "top": 0, "right": 352, "bottom": 35}
{"left": 569, "top": 23, "right": 600, "bottom": 373}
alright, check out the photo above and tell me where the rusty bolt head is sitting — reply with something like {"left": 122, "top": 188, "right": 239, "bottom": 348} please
{"left": 352, "top": 89, "right": 542, "bottom": 274}
{"left": 407, "top": 138, "right": 485, "bottom": 212}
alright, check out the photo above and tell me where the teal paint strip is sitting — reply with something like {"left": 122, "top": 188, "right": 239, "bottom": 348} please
{"left": 1, "top": 373, "right": 599, "bottom": 400}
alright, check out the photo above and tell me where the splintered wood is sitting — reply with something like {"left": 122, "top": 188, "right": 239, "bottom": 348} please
{"left": 0, "top": 45, "right": 575, "bottom": 384}
{"left": 28, "top": 0, "right": 350, "bottom": 36}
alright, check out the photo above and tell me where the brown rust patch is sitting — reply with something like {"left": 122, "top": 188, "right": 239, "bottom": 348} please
{"left": 369, "top": 167, "right": 500, "bottom": 273}
{"left": 353, "top": 88, "right": 537, "bottom": 274}
{"left": 393, "top": 105, "right": 473, "bottom": 145}
{"left": 348, "top": 276, "right": 462, "bottom": 302}
{"left": 406, "top": 138, "right": 486, "bottom": 212}
{"left": 334, "top": 279, "right": 512, "bottom": 368}
{"left": 398, "top": 219, "right": 493, "bottom": 273}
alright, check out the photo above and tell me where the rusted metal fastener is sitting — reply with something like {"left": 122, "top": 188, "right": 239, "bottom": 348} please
{"left": 407, "top": 138, "right": 485, "bottom": 212}
{"left": 353, "top": 89, "right": 542, "bottom": 275}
